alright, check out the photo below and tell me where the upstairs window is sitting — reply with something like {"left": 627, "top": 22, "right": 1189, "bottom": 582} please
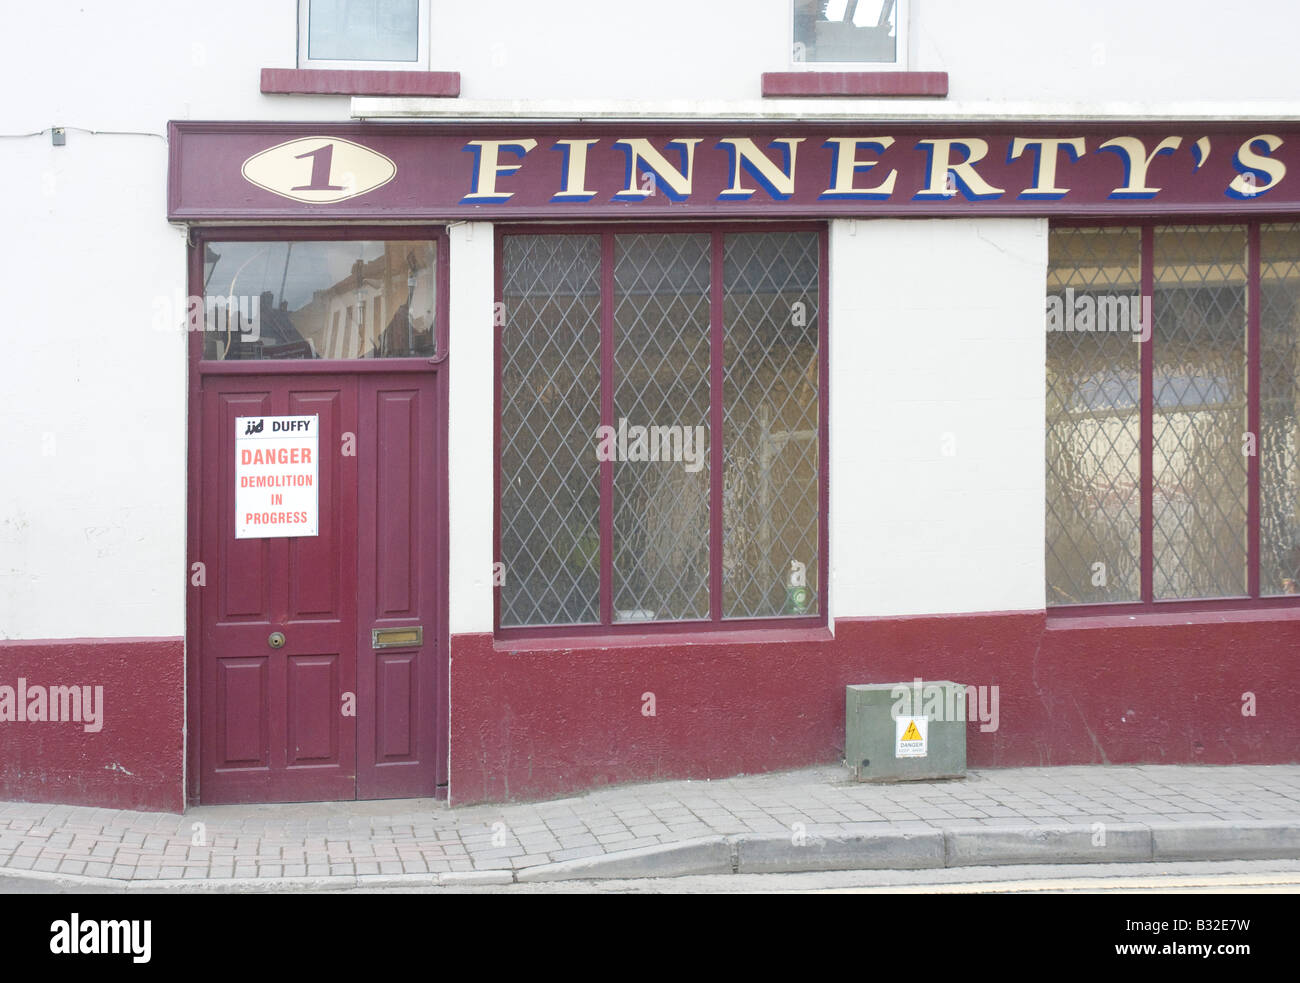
{"left": 792, "top": 0, "right": 908, "bottom": 68}
{"left": 298, "top": 0, "right": 429, "bottom": 70}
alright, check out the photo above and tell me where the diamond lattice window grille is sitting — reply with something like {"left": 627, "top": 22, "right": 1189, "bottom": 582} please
{"left": 1046, "top": 227, "right": 1143, "bottom": 604}
{"left": 612, "top": 233, "right": 712, "bottom": 622}
{"left": 1260, "top": 222, "right": 1300, "bottom": 596}
{"left": 1151, "top": 225, "right": 1248, "bottom": 599}
{"left": 499, "top": 234, "right": 603, "bottom": 626}
{"left": 722, "top": 232, "right": 821, "bottom": 618}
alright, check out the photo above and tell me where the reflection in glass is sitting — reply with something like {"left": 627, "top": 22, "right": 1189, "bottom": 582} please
{"left": 793, "top": 0, "right": 897, "bottom": 63}
{"left": 309, "top": 0, "right": 419, "bottom": 62}
{"left": 202, "top": 240, "right": 436, "bottom": 360}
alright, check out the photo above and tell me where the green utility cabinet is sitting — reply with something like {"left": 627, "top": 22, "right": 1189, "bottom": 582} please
{"left": 845, "top": 682, "right": 967, "bottom": 782}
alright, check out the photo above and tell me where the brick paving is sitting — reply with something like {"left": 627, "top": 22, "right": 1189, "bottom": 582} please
{"left": 0, "top": 764, "right": 1297, "bottom": 883}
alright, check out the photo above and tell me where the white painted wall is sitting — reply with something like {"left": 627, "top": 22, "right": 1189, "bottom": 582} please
{"left": 426, "top": 0, "right": 1298, "bottom": 107}
{"left": 10, "top": 1, "right": 1286, "bottom": 117}
{"left": 5, "top": 2, "right": 348, "bottom": 131}
{"left": 446, "top": 223, "right": 496, "bottom": 636}
{"left": 829, "top": 217, "right": 1047, "bottom": 619}
{"left": 0, "top": 133, "right": 188, "bottom": 639}
{"left": 0, "top": 2, "right": 351, "bottom": 639}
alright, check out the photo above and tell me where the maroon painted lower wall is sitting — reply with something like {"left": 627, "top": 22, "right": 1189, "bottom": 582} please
{"left": 6, "top": 614, "right": 1295, "bottom": 812}
{"left": 447, "top": 609, "right": 1300, "bottom": 806}
{"left": 0, "top": 638, "right": 184, "bottom": 813}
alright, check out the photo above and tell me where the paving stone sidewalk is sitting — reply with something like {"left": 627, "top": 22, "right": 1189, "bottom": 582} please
{"left": 2, "top": 764, "right": 1298, "bottom": 889}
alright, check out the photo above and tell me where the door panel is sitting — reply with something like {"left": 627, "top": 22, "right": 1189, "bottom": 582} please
{"left": 217, "top": 657, "right": 268, "bottom": 766}
{"left": 375, "top": 391, "right": 415, "bottom": 616}
{"left": 356, "top": 376, "right": 440, "bottom": 799}
{"left": 287, "top": 653, "right": 340, "bottom": 765}
{"left": 376, "top": 653, "right": 415, "bottom": 758}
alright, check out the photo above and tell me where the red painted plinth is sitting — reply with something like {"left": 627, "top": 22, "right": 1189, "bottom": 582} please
{"left": 260, "top": 68, "right": 460, "bottom": 97}
{"left": 448, "top": 610, "right": 1300, "bottom": 805}
{"left": 0, "top": 637, "right": 184, "bottom": 812}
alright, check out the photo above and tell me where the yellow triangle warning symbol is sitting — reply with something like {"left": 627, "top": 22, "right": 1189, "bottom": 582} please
{"left": 900, "top": 720, "right": 922, "bottom": 742}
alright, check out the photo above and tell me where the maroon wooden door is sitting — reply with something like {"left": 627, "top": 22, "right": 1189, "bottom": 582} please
{"left": 197, "top": 368, "right": 443, "bottom": 803}
{"left": 356, "top": 374, "right": 443, "bottom": 799}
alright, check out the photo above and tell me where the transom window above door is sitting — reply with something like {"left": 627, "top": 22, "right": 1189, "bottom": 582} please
{"left": 201, "top": 238, "right": 438, "bottom": 361}
{"left": 496, "top": 226, "right": 827, "bottom": 635}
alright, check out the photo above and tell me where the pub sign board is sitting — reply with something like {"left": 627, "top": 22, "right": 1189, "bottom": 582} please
{"left": 170, "top": 120, "right": 1300, "bottom": 220}
{"left": 234, "top": 415, "right": 319, "bottom": 539}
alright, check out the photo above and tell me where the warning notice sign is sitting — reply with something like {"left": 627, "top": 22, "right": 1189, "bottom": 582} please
{"left": 896, "top": 716, "right": 928, "bottom": 758}
{"left": 234, "top": 415, "right": 319, "bottom": 539}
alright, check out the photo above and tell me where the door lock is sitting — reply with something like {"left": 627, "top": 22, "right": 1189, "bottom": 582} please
{"left": 268, "top": 631, "right": 286, "bottom": 649}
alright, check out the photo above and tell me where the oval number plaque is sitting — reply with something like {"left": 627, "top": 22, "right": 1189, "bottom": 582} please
{"left": 241, "top": 136, "right": 397, "bottom": 204}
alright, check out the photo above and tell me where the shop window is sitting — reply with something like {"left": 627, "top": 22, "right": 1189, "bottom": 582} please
{"left": 1047, "top": 223, "right": 1300, "bottom": 609}
{"left": 792, "top": 0, "right": 908, "bottom": 67}
{"left": 298, "top": 0, "right": 429, "bottom": 70}
{"left": 1259, "top": 224, "right": 1300, "bottom": 596}
{"left": 201, "top": 239, "right": 437, "bottom": 360}
{"left": 497, "top": 227, "right": 824, "bottom": 632}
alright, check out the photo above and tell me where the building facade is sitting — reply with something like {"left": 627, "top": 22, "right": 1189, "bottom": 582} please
{"left": 2, "top": 1, "right": 1298, "bottom": 812}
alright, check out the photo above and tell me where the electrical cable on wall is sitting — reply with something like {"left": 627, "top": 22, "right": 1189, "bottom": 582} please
{"left": 0, "top": 125, "right": 167, "bottom": 142}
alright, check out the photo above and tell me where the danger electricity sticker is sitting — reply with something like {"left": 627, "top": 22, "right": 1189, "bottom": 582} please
{"left": 234, "top": 415, "right": 319, "bottom": 539}
{"left": 896, "top": 716, "right": 928, "bottom": 758}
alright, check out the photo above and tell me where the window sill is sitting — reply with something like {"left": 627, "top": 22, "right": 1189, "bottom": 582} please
{"left": 260, "top": 68, "right": 460, "bottom": 97}
{"left": 1046, "top": 601, "right": 1300, "bottom": 631}
{"left": 761, "top": 71, "right": 948, "bottom": 98}
{"left": 493, "top": 625, "right": 832, "bottom": 652}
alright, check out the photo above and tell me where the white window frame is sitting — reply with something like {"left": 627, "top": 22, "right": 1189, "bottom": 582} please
{"left": 790, "top": 0, "right": 910, "bottom": 71}
{"left": 298, "top": 0, "right": 430, "bottom": 72}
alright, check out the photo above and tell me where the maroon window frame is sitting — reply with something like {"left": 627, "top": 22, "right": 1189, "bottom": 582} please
{"left": 493, "top": 222, "right": 831, "bottom": 639}
{"left": 1049, "top": 217, "right": 1300, "bottom": 618}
